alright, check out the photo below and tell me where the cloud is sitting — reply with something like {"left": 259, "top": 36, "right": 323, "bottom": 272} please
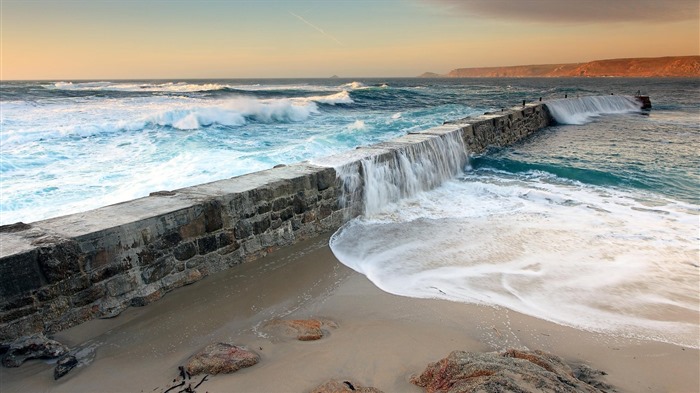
{"left": 427, "top": 0, "right": 699, "bottom": 23}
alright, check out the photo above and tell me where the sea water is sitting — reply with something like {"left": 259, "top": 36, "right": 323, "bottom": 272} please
{"left": 327, "top": 78, "right": 699, "bottom": 349}
{"left": 1, "top": 79, "right": 483, "bottom": 224}
{"left": 2, "top": 78, "right": 698, "bottom": 348}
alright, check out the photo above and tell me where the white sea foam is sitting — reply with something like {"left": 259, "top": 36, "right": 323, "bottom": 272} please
{"left": 48, "top": 81, "right": 229, "bottom": 93}
{"left": 348, "top": 120, "right": 366, "bottom": 131}
{"left": 0, "top": 95, "right": 329, "bottom": 144}
{"left": 300, "top": 91, "right": 353, "bottom": 105}
{"left": 339, "top": 81, "right": 367, "bottom": 90}
{"left": 545, "top": 95, "right": 642, "bottom": 125}
{"left": 330, "top": 176, "right": 700, "bottom": 348}
{"left": 150, "top": 97, "right": 320, "bottom": 129}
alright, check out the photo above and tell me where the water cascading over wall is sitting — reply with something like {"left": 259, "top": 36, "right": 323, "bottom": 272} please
{"left": 0, "top": 96, "right": 646, "bottom": 342}
{"left": 545, "top": 95, "right": 643, "bottom": 125}
{"left": 331, "top": 130, "right": 468, "bottom": 217}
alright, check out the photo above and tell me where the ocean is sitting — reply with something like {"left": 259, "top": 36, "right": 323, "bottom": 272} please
{"left": 1, "top": 77, "right": 698, "bottom": 348}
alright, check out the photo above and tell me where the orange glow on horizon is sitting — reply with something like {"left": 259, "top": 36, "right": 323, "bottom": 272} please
{"left": 1, "top": 1, "right": 698, "bottom": 80}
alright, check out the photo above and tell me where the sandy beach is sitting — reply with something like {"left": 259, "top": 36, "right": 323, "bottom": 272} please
{"left": 0, "top": 233, "right": 697, "bottom": 393}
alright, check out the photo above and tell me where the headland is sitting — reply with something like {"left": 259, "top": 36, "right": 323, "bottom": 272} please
{"left": 419, "top": 55, "right": 700, "bottom": 78}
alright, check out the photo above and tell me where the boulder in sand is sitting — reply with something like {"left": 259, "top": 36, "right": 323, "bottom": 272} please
{"left": 264, "top": 318, "right": 338, "bottom": 341}
{"left": 410, "top": 349, "right": 613, "bottom": 393}
{"left": 2, "top": 334, "right": 69, "bottom": 368}
{"left": 185, "top": 343, "right": 259, "bottom": 376}
{"left": 54, "top": 344, "right": 98, "bottom": 380}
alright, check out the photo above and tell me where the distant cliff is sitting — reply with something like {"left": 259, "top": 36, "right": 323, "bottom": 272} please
{"left": 421, "top": 56, "right": 700, "bottom": 78}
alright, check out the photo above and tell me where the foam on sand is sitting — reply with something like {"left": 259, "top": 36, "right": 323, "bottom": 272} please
{"left": 330, "top": 175, "right": 700, "bottom": 349}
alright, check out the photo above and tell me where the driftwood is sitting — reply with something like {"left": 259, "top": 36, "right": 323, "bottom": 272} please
{"left": 161, "top": 369, "right": 208, "bottom": 393}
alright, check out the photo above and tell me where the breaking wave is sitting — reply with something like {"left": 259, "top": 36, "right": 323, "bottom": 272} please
{"left": 48, "top": 81, "right": 228, "bottom": 93}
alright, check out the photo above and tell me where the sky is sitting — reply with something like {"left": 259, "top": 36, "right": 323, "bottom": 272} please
{"left": 1, "top": 0, "right": 698, "bottom": 79}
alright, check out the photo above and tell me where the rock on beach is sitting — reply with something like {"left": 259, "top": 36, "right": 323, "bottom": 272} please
{"left": 1, "top": 334, "right": 68, "bottom": 368}
{"left": 410, "top": 349, "right": 613, "bottom": 393}
{"left": 185, "top": 343, "right": 259, "bottom": 376}
{"left": 264, "top": 318, "right": 338, "bottom": 341}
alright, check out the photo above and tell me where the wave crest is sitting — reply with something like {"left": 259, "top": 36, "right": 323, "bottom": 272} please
{"left": 151, "top": 97, "right": 320, "bottom": 130}
{"left": 48, "top": 81, "right": 230, "bottom": 93}
{"left": 301, "top": 91, "right": 353, "bottom": 105}
{"left": 339, "top": 81, "right": 367, "bottom": 90}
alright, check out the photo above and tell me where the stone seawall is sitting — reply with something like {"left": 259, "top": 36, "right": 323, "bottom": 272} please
{"left": 0, "top": 102, "right": 553, "bottom": 343}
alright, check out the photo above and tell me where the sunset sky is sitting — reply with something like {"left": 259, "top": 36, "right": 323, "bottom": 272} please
{"left": 1, "top": 0, "right": 698, "bottom": 80}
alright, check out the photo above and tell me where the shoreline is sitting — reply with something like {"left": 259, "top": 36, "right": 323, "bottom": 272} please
{"left": 1, "top": 233, "right": 697, "bottom": 393}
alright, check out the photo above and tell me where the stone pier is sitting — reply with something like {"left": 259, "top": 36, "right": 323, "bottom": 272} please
{"left": 0, "top": 100, "right": 573, "bottom": 342}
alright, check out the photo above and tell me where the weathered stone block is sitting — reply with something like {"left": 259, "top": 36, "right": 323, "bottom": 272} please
{"left": 272, "top": 197, "right": 290, "bottom": 212}
{"left": 48, "top": 306, "right": 96, "bottom": 334}
{"left": 292, "top": 192, "right": 309, "bottom": 214}
{"left": 40, "top": 297, "right": 71, "bottom": 323}
{"left": 179, "top": 216, "right": 206, "bottom": 239}
{"left": 35, "top": 274, "right": 89, "bottom": 302}
{"left": 161, "top": 269, "right": 203, "bottom": 292}
{"left": 203, "top": 201, "right": 224, "bottom": 233}
{"left": 161, "top": 231, "right": 182, "bottom": 248}
{"left": 291, "top": 217, "right": 303, "bottom": 231}
{"left": 251, "top": 217, "right": 271, "bottom": 235}
{"left": 250, "top": 186, "right": 274, "bottom": 202}
{"left": 316, "top": 168, "right": 335, "bottom": 191}
{"left": 173, "top": 242, "right": 197, "bottom": 261}
{"left": 130, "top": 288, "right": 163, "bottom": 307}
{"left": 229, "top": 194, "right": 257, "bottom": 219}
{"left": 0, "top": 295, "right": 35, "bottom": 312}
{"left": 243, "top": 238, "right": 262, "bottom": 254}
{"left": 0, "top": 249, "right": 43, "bottom": 299}
{"left": 71, "top": 285, "right": 105, "bottom": 307}
{"left": 319, "top": 203, "right": 333, "bottom": 219}
{"left": 0, "top": 306, "right": 39, "bottom": 324}
{"left": 0, "top": 313, "right": 43, "bottom": 344}
{"left": 279, "top": 207, "right": 294, "bottom": 221}
{"left": 89, "top": 259, "right": 133, "bottom": 283}
{"left": 289, "top": 175, "right": 311, "bottom": 193}
{"left": 303, "top": 211, "right": 317, "bottom": 223}
{"left": 136, "top": 248, "right": 156, "bottom": 267}
{"left": 36, "top": 241, "right": 82, "bottom": 284}
{"left": 57, "top": 274, "right": 90, "bottom": 295}
{"left": 97, "top": 297, "right": 128, "bottom": 319}
{"left": 257, "top": 202, "right": 271, "bottom": 214}
{"left": 105, "top": 274, "right": 137, "bottom": 297}
{"left": 234, "top": 220, "right": 253, "bottom": 239}
{"left": 141, "top": 258, "right": 174, "bottom": 284}
{"left": 197, "top": 235, "right": 218, "bottom": 255}
{"left": 140, "top": 228, "right": 154, "bottom": 245}
{"left": 218, "top": 241, "right": 242, "bottom": 256}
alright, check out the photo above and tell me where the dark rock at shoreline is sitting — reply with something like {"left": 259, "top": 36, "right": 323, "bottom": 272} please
{"left": 411, "top": 349, "right": 613, "bottom": 393}
{"left": 1, "top": 334, "right": 68, "bottom": 368}
{"left": 185, "top": 343, "right": 259, "bottom": 375}
{"left": 54, "top": 355, "right": 78, "bottom": 379}
{"left": 54, "top": 344, "right": 97, "bottom": 380}
{"left": 311, "top": 379, "right": 384, "bottom": 393}
{"left": 264, "top": 318, "right": 338, "bottom": 341}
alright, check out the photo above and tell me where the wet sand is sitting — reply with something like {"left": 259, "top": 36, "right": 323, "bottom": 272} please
{"left": 1, "top": 233, "right": 698, "bottom": 393}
